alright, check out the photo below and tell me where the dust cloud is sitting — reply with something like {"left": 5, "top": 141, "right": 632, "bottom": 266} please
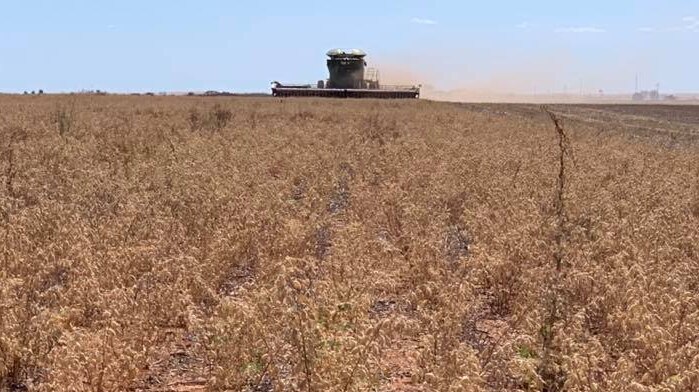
{"left": 371, "top": 49, "right": 679, "bottom": 103}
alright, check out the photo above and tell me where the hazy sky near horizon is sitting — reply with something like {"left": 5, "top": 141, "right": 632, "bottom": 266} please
{"left": 1, "top": 1, "right": 697, "bottom": 94}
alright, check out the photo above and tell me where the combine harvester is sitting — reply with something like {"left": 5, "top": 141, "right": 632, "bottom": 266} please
{"left": 272, "top": 49, "right": 420, "bottom": 99}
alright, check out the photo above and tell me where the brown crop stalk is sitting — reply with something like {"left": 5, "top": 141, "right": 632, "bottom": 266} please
{"left": 298, "top": 315, "right": 313, "bottom": 392}
{"left": 340, "top": 320, "right": 386, "bottom": 392}
{"left": 5, "top": 147, "right": 14, "bottom": 197}
{"left": 539, "top": 106, "right": 572, "bottom": 391}
{"left": 3, "top": 126, "right": 26, "bottom": 198}
{"left": 289, "top": 292, "right": 315, "bottom": 392}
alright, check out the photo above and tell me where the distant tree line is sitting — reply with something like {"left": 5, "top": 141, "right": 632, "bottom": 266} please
{"left": 70, "top": 89, "right": 108, "bottom": 95}
{"left": 21, "top": 89, "right": 112, "bottom": 95}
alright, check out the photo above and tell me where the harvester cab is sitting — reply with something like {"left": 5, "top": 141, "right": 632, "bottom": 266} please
{"left": 272, "top": 49, "right": 419, "bottom": 99}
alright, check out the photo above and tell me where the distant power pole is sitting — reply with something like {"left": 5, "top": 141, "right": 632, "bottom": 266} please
{"left": 635, "top": 74, "right": 639, "bottom": 93}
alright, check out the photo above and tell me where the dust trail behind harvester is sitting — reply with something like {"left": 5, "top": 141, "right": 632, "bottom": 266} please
{"left": 371, "top": 49, "right": 687, "bottom": 104}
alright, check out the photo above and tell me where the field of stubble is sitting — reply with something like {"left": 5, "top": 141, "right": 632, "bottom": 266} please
{"left": 1, "top": 96, "right": 698, "bottom": 392}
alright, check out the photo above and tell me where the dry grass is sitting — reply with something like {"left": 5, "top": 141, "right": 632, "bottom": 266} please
{"left": 1, "top": 95, "right": 698, "bottom": 391}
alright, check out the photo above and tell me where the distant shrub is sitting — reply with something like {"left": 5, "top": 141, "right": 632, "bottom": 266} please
{"left": 210, "top": 104, "right": 233, "bottom": 130}
{"left": 187, "top": 105, "right": 233, "bottom": 132}
{"left": 187, "top": 108, "right": 201, "bottom": 132}
{"left": 53, "top": 104, "right": 75, "bottom": 136}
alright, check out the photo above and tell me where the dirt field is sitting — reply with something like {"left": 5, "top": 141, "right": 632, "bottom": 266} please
{"left": 1, "top": 96, "right": 698, "bottom": 391}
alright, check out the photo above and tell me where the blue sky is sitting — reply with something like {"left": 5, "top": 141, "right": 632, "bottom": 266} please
{"left": 0, "top": 0, "right": 697, "bottom": 94}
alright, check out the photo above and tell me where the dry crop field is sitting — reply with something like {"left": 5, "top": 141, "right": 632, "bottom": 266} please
{"left": 1, "top": 95, "right": 698, "bottom": 392}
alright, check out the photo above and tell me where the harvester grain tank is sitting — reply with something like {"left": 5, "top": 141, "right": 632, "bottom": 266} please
{"left": 272, "top": 49, "right": 420, "bottom": 99}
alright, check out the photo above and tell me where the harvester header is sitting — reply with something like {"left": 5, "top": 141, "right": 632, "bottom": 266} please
{"left": 272, "top": 49, "right": 420, "bottom": 99}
